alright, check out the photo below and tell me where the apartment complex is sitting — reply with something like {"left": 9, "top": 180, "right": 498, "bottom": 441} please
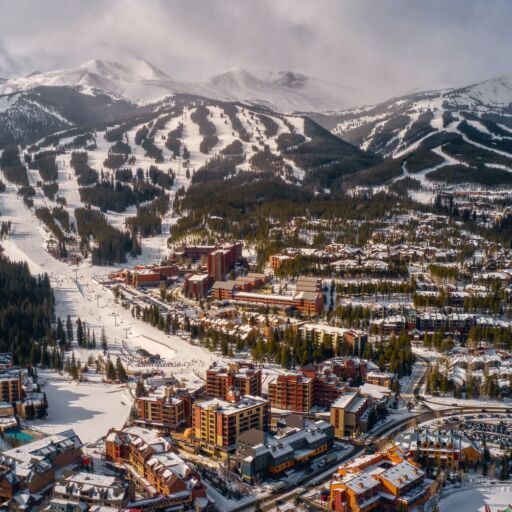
{"left": 329, "top": 447, "right": 432, "bottom": 512}
{"left": 173, "top": 242, "right": 242, "bottom": 281}
{"left": 0, "top": 430, "right": 83, "bottom": 499}
{"left": 211, "top": 277, "right": 324, "bottom": 315}
{"left": 136, "top": 386, "right": 200, "bottom": 432}
{"left": 191, "top": 396, "right": 270, "bottom": 457}
{"left": 404, "top": 429, "right": 482, "bottom": 472}
{"left": 207, "top": 242, "right": 243, "bottom": 281}
{"left": 183, "top": 273, "right": 212, "bottom": 299}
{"left": 206, "top": 362, "right": 262, "bottom": 400}
{"left": 300, "top": 359, "right": 359, "bottom": 408}
{"left": 267, "top": 373, "right": 314, "bottom": 413}
{"left": 0, "top": 369, "right": 23, "bottom": 403}
{"left": 105, "top": 426, "right": 208, "bottom": 508}
{"left": 51, "top": 472, "right": 131, "bottom": 510}
{"left": 366, "top": 371, "right": 395, "bottom": 388}
{"left": 299, "top": 324, "right": 368, "bottom": 358}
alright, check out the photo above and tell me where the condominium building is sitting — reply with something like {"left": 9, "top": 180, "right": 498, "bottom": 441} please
{"left": 136, "top": 387, "right": 198, "bottom": 432}
{"left": 403, "top": 429, "right": 482, "bottom": 472}
{"left": 330, "top": 390, "right": 371, "bottom": 437}
{"left": 366, "top": 371, "right": 395, "bottom": 388}
{"left": 299, "top": 324, "right": 367, "bottom": 358}
{"left": 206, "top": 362, "right": 262, "bottom": 400}
{"left": 330, "top": 447, "right": 432, "bottom": 512}
{"left": 0, "top": 429, "right": 83, "bottom": 498}
{"left": 300, "top": 358, "right": 368, "bottom": 408}
{"left": 191, "top": 396, "right": 270, "bottom": 457}
{"left": 183, "top": 273, "right": 212, "bottom": 300}
{"left": 52, "top": 472, "right": 131, "bottom": 509}
{"left": 267, "top": 373, "right": 314, "bottom": 413}
{"left": 211, "top": 280, "right": 324, "bottom": 315}
{"left": 104, "top": 426, "right": 207, "bottom": 508}
{"left": 207, "top": 242, "right": 242, "bottom": 281}
{"left": 0, "top": 369, "right": 23, "bottom": 403}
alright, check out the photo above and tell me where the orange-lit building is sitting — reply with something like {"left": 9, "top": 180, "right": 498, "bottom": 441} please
{"left": 104, "top": 426, "right": 208, "bottom": 507}
{"left": 270, "top": 254, "right": 292, "bottom": 270}
{"left": 404, "top": 429, "right": 482, "bottom": 472}
{"left": 329, "top": 447, "right": 431, "bottom": 512}
{"left": 191, "top": 396, "right": 270, "bottom": 457}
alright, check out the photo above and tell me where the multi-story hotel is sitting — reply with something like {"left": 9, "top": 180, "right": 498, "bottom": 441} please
{"left": 329, "top": 447, "right": 432, "bottom": 512}
{"left": 135, "top": 387, "right": 199, "bottom": 432}
{"left": 0, "top": 369, "right": 23, "bottom": 403}
{"left": 207, "top": 242, "right": 243, "bottom": 281}
{"left": 403, "top": 429, "right": 481, "bottom": 472}
{"left": 191, "top": 396, "right": 270, "bottom": 457}
{"left": 105, "top": 426, "right": 208, "bottom": 508}
{"left": 267, "top": 373, "right": 314, "bottom": 413}
{"left": 206, "top": 362, "right": 262, "bottom": 400}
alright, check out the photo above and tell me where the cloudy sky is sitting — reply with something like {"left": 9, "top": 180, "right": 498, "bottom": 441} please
{"left": 1, "top": 0, "right": 511, "bottom": 102}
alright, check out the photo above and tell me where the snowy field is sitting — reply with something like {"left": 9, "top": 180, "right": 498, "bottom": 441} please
{"left": 440, "top": 485, "right": 512, "bottom": 512}
{"left": 30, "top": 370, "right": 132, "bottom": 444}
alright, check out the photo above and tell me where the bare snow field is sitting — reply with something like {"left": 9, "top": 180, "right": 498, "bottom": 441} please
{"left": 440, "top": 485, "right": 512, "bottom": 512}
{"left": 31, "top": 370, "right": 132, "bottom": 444}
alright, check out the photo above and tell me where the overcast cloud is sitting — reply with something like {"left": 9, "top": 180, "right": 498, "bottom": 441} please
{"left": 0, "top": 0, "right": 511, "bottom": 101}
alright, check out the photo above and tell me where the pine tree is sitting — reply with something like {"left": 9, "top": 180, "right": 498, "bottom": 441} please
{"left": 135, "top": 380, "right": 146, "bottom": 397}
{"left": 56, "top": 317, "right": 66, "bottom": 349}
{"left": 116, "top": 357, "right": 128, "bottom": 383}
{"left": 76, "top": 318, "right": 84, "bottom": 347}
{"left": 66, "top": 315, "right": 74, "bottom": 342}
{"left": 101, "top": 327, "right": 108, "bottom": 352}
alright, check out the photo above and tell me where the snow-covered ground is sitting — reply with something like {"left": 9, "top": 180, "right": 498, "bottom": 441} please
{"left": 440, "top": 484, "right": 512, "bottom": 512}
{"left": 30, "top": 370, "right": 132, "bottom": 444}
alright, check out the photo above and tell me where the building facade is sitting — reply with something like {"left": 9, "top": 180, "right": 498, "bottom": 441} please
{"left": 191, "top": 396, "right": 270, "bottom": 457}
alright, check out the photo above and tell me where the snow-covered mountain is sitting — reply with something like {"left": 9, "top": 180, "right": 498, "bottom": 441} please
{"left": 320, "top": 75, "right": 512, "bottom": 158}
{"left": 0, "top": 58, "right": 355, "bottom": 113}
{"left": 0, "top": 58, "right": 173, "bottom": 104}
{"left": 191, "top": 68, "right": 355, "bottom": 112}
{"left": 306, "top": 75, "right": 512, "bottom": 188}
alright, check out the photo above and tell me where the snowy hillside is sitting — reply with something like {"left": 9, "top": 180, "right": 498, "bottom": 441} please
{"left": 190, "top": 68, "right": 355, "bottom": 112}
{"left": 0, "top": 58, "right": 175, "bottom": 104}
{"left": 307, "top": 75, "right": 512, "bottom": 192}
{"left": 0, "top": 58, "right": 354, "bottom": 113}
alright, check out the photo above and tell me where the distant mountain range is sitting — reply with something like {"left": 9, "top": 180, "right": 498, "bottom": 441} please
{"left": 1, "top": 57, "right": 512, "bottom": 189}
{"left": 0, "top": 58, "right": 357, "bottom": 113}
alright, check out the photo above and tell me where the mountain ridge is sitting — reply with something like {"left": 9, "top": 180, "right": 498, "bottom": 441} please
{"left": 0, "top": 58, "right": 357, "bottom": 113}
